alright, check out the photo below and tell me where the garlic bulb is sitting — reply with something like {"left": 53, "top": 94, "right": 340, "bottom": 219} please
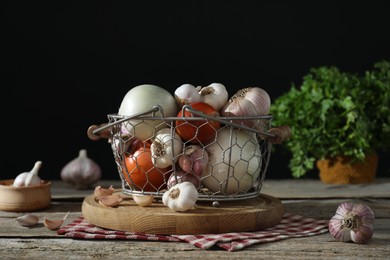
{"left": 162, "top": 181, "right": 198, "bottom": 212}
{"left": 199, "top": 83, "right": 228, "bottom": 111}
{"left": 174, "top": 84, "right": 202, "bottom": 107}
{"left": 221, "top": 87, "right": 270, "bottom": 128}
{"left": 329, "top": 202, "right": 375, "bottom": 244}
{"left": 151, "top": 128, "right": 183, "bottom": 168}
{"left": 13, "top": 161, "right": 43, "bottom": 187}
{"left": 60, "top": 149, "right": 101, "bottom": 190}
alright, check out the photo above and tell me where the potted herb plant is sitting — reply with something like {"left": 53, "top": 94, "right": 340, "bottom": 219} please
{"left": 270, "top": 60, "right": 389, "bottom": 184}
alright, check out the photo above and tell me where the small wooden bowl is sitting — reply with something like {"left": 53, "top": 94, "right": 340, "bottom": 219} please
{"left": 0, "top": 179, "right": 51, "bottom": 212}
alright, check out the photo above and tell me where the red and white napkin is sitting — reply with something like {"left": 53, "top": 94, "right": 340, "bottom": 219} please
{"left": 58, "top": 213, "right": 329, "bottom": 251}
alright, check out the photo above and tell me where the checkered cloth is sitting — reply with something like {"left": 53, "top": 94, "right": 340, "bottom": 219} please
{"left": 57, "top": 213, "right": 329, "bottom": 251}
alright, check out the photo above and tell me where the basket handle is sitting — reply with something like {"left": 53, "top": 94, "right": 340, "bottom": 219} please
{"left": 87, "top": 124, "right": 111, "bottom": 141}
{"left": 267, "top": 125, "right": 291, "bottom": 144}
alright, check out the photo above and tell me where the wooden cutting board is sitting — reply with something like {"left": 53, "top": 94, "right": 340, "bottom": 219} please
{"left": 82, "top": 192, "right": 284, "bottom": 235}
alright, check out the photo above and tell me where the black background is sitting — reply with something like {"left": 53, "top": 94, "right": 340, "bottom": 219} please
{"left": 2, "top": 1, "right": 390, "bottom": 181}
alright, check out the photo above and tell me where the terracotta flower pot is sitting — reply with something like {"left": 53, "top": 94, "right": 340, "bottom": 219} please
{"left": 316, "top": 152, "right": 378, "bottom": 184}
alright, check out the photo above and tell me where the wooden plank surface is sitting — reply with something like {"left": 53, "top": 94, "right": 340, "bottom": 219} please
{"left": 261, "top": 178, "right": 390, "bottom": 199}
{"left": 49, "top": 178, "right": 390, "bottom": 200}
{"left": 1, "top": 179, "right": 389, "bottom": 259}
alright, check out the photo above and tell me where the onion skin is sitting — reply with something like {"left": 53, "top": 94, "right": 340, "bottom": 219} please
{"left": 175, "top": 102, "right": 221, "bottom": 146}
{"left": 328, "top": 202, "right": 375, "bottom": 244}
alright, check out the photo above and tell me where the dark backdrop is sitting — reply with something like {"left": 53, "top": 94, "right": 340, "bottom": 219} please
{"left": 2, "top": 1, "right": 390, "bottom": 181}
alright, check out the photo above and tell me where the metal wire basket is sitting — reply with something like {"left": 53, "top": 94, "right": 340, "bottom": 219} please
{"left": 88, "top": 105, "right": 290, "bottom": 202}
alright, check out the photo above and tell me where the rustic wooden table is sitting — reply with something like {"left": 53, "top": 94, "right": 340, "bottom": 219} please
{"left": 1, "top": 179, "right": 389, "bottom": 259}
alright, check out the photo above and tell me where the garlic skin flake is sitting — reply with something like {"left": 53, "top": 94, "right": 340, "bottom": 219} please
{"left": 60, "top": 149, "right": 102, "bottom": 189}
{"left": 329, "top": 202, "right": 375, "bottom": 244}
{"left": 13, "top": 161, "right": 43, "bottom": 187}
{"left": 162, "top": 181, "right": 198, "bottom": 212}
{"left": 16, "top": 214, "right": 39, "bottom": 227}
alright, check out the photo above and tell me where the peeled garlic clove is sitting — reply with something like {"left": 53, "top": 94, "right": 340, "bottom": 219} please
{"left": 16, "top": 214, "right": 39, "bottom": 227}
{"left": 94, "top": 185, "right": 115, "bottom": 197}
{"left": 98, "top": 194, "right": 123, "bottom": 207}
{"left": 132, "top": 194, "right": 154, "bottom": 207}
{"left": 44, "top": 211, "right": 70, "bottom": 230}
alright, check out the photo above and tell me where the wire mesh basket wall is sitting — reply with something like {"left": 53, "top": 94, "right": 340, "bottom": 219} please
{"left": 89, "top": 105, "right": 285, "bottom": 202}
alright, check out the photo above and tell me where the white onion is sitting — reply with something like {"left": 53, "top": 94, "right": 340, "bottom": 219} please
{"left": 203, "top": 128, "right": 262, "bottom": 194}
{"left": 118, "top": 84, "right": 178, "bottom": 141}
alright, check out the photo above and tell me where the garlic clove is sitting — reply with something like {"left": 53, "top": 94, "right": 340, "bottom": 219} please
{"left": 97, "top": 194, "right": 124, "bottom": 207}
{"left": 132, "top": 194, "right": 154, "bottom": 207}
{"left": 178, "top": 154, "right": 192, "bottom": 172}
{"left": 94, "top": 185, "right": 115, "bottom": 197}
{"left": 44, "top": 211, "right": 70, "bottom": 230}
{"left": 16, "top": 214, "right": 39, "bottom": 227}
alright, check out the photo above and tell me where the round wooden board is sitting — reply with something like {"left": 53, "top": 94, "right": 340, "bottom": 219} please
{"left": 82, "top": 192, "right": 284, "bottom": 235}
